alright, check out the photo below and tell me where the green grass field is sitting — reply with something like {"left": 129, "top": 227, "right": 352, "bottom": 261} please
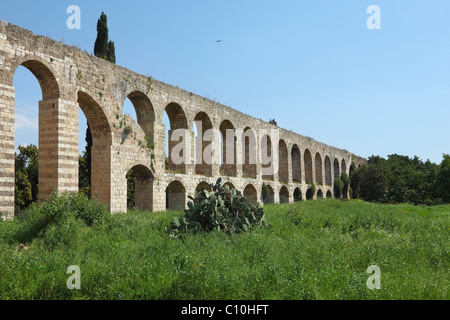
{"left": 0, "top": 198, "right": 448, "bottom": 300}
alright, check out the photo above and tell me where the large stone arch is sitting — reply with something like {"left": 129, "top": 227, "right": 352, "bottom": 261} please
{"left": 334, "top": 158, "right": 340, "bottom": 179}
{"left": 77, "top": 91, "right": 113, "bottom": 146}
{"left": 315, "top": 153, "right": 323, "bottom": 185}
{"left": 11, "top": 59, "right": 65, "bottom": 204}
{"left": 261, "top": 134, "right": 274, "bottom": 181}
{"left": 341, "top": 159, "right": 347, "bottom": 176}
{"left": 325, "top": 156, "right": 332, "bottom": 186}
{"left": 193, "top": 112, "right": 213, "bottom": 176}
{"left": 242, "top": 127, "right": 257, "bottom": 179}
{"left": 291, "top": 144, "right": 301, "bottom": 182}
{"left": 165, "top": 102, "right": 188, "bottom": 174}
{"left": 10, "top": 57, "right": 60, "bottom": 100}
{"left": 77, "top": 91, "right": 113, "bottom": 209}
{"left": 304, "top": 149, "right": 313, "bottom": 184}
{"left": 278, "top": 139, "right": 289, "bottom": 183}
{"left": 219, "top": 120, "right": 237, "bottom": 177}
{"left": 126, "top": 91, "right": 155, "bottom": 144}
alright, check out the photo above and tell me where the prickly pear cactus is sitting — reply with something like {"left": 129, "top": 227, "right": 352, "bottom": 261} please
{"left": 168, "top": 178, "right": 267, "bottom": 238}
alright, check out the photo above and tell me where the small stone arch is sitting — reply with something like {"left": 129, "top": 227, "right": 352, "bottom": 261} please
{"left": 223, "top": 182, "right": 236, "bottom": 191}
{"left": 293, "top": 187, "right": 302, "bottom": 202}
{"left": 326, "top": 190, "right": 333, "bottom": 199}
{"left": 317, "top": 189, "right": 324, "bottom": 199}
{"left": 127, "top": 164, "right": 154, "bottom": 211}
{"left": 196, "top": 181, "right": 212, "bottom": 193}
{"left": 243, "top": 184, "right": 258, "bottom": 204}
{"left": 166, "top": 180, "right": 186, "bottom": 211}
{"left": 262, "top": 184, "right": 274, "bottom": 204}
{"left": 306, "top": 186, "right": 314, "bottom": 200}
{"left": 279, "top": 186, "right": 290, "bottom": 204}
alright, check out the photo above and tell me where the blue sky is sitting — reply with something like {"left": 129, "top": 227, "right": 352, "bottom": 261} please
{"left": 2, "top": 0, "right": 449, "bottom": 164}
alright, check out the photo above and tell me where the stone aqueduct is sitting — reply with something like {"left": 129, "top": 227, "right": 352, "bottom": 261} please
{"left": 0, "top": 21, "right": 365, "bottom": 220}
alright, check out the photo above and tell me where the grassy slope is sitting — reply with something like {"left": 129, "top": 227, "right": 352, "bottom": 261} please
{"left": 0, "top": 199, "right": 448, "bottom": 300}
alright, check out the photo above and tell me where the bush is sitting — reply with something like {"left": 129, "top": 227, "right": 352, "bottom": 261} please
{"left": 10, "top": 192, "right": 110, "bottom": 244}
{"left": 167, "top": 178, "right": 267, "bottom": 238}
{"left": 306, "top": 184, "right": 315, "bottom": 200}
{"left": 334, "top": 178, "right": 344, "bottom": 199}
{"left": 341, "top": 172, "right": 350, "bottom": 198}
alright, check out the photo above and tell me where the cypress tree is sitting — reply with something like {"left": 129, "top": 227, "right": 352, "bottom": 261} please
{"left": 94, "top": 12, "right": 108, "bottom": 59}
{"left": 107, "top": 40, "right": 116, "bottom": 64}
{"left": 79, "top": 123, "right": 92, "bottom": 199}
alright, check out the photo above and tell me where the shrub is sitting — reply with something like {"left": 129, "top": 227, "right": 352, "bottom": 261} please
{"left": 11, "top": 192, "right": 110, "bottom": 244}
{"left": 334, "top": 178, "right": 344, "bottom": 199}
{"left": 306, "top": 184, "right": 315, "bottom": 200}
{"left": 341, "top": 173, "right": 350, "bottom": 198}
{"left": 167, "top": 178, "right": 267, "bottom": 238}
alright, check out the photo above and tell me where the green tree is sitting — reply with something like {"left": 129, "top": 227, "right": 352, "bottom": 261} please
{"left": 351, "top": 156, "right": 388, "bottom": 202}
{"left": 127, "top": 170, "right": 136, "bottom": 209}
{"left": 79, "top": 123, "right": 92, "bottom": 198}
{"left": 348, "top": 154, "right": 444, "bottom": 204}
{"left": 306, "top": 184, "right": 315, "bottom": 200}
{"left": 94, "top": 12, "right": 116, "bottom": 64}
{"left": 107, "top": 41, "right": 116, "bottom": 64}
{"left": 437, "top": 154, "right": 450, "bottom": 202}
{"left": 15, "top": 145, "right": 39, "bottom": 212}
{"left": 261, "top": 182, "right": 269, "bottom": 204}
{"left": 94, "top": 12, "right": 109, "bottom": 59}
{"left": 81, "top": 12, "right": 116, "bottom": 197}
{"left": 334, "top": 178, "right": 344, "bottom": 199}
{"left": 341, "top": 172, "right": 350, "bottom": 199}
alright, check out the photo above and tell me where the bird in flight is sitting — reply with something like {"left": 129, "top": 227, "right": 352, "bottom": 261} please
{"left": 216, "top": 40, "right": 222, "bottom": 43}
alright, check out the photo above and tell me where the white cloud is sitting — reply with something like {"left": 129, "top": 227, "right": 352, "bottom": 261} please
{"left": 15, "top": 113, "right": 38, "bottom": 131}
